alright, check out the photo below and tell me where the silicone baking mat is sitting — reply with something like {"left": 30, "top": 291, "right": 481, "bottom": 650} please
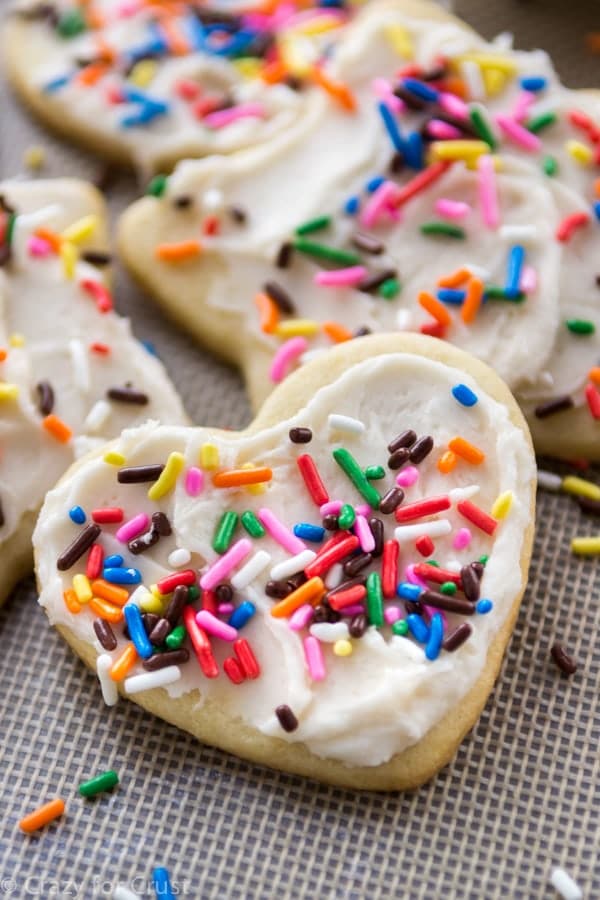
{"left": 0, "top": 2, "right": 599, "bottom": 897}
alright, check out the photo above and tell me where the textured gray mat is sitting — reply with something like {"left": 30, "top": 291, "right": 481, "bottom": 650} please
{"left": 1, "top": 2, "right": 599, "bottom": 898}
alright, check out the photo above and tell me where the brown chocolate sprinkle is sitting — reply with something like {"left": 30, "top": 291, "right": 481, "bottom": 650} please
{"left": 349, "top": 613, "right": 367, "bottom": 638}
{"left": 173, "top": 195, "right": 193, "bottom": 209}
{"left": 35, "top": 380, "right": 55, "bottom": 416}
{"left": 263, "top": 280, "right": 295, "bottom": 315}
{"left": 550, "top": 643, "right": 578, "bottom": 676}
{"left": 409, "top": 435, "right": 434, "bottom": 463}
{"left": 351, "top": 232, "right": 384, "bottom": 255}
{"left": 152, "top": 511, "right": 172, "bottom": 536}
{"left": 389, "top": 153, "right": 404, "bottom": 175}
{"left": 471, "top": 561, "right": 485, "bottom": 580}
{"left": 343, "top": 553, "right": 372, "bottom": 577}
{"left": 388, "top": 429, "right": 417, "bottom": 453}
{"left": 322, "top": 514, "right": 339, "bottom": 531}
{"left": 165, "top": 585, "right": 189, "bottom": 626}
{"left": 379, "top": 486, "right": 404, "bottom": 514}
{"left": 128, "top": 528, "right": 160, "bottom": 555}
{"left": 421, "top": 590, "right": 475, "bottom": 616}
{"left": 229, "top": 205, "right": 247, "bottom": 224}
{"left": 275, "top": 704, "right": 298, "bottom": 732}
{"left": 289, "top": 426, "right": 312, "bottom": 444}
{"left": 358, "top": 268, "right": 397, "bottom": 293}
{"left": 142, "top": 613, "right": 160, "bottom": 635}
{"left": 354, "top": 326, "right": 372, "bottom": 337}
{"left": 393, "top": 84, "right": 427, "bottom": 110}
{"left": 144, "top": 649, "right": 190, "bottom": 671}
{"left": 81, "top": 250, "right": 112, "bottom": 267}
{"left": 265, "top": 579, "right": 293, "bottom": 599}
{"left": 325, "top": 576, "right": 367, "bottom": 601}
{"left": 0, "top": 243, "right": 11, "bottom": 268}
{"left": 107, "top": 387, "right": 149, "bottom": 405}
{"left": 442, "top": 622, "right": 472, "bottom": 652}
{"left": 93, "top": 619, "right": 117, "bottom": 651}
{"left": 534, "top": 395, "right": 574, "bottom": 419}
{"left": 57, "top": 523, "right": 101, "bottom": 571}
{"left": 275, "top": 241, "right": 293, "bottom": 269}
{"left": 387, "top": 447, "right": 410, "bottom": 470}
{"left": 118, "top": 464, "right": 165, "bottom": 484}
{"left": 460, "top": 564, "right": 480, "bottom": 603}
{"left": 369, "top": 517, "right": 384, "bottom": 557}
{"left": 216, "top": 583, "right": 233, "bottom": 603}
{"left": 148, "top": 618, "right": 172, "bottom": 645}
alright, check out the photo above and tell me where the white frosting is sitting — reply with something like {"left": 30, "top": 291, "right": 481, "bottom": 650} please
{"left": 0, "top": 179, "right": 186, "bottom": 547}
{"left": 34, "top": 353, "right": 535, "bottom": 767}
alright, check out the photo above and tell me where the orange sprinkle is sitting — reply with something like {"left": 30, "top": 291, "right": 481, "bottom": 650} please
{"left": 43, "top": 414, "right": 72, "bottom": 444}
{"left": 255, "top": 292, "right": 280, "bottom": 333}
{"left": 91, "top": 579, "right": 129, "bottom": 607}
{"left": 437, "top": 450, "right": 458, "bottom": 474}
{"left": 270, "top": 577, "right": 325, "bottom": 618}
{"left": 20, "top": 798, "right": 65, "bottom": 834}
{"left": 161, "top": 19, "right": 190, "bottom": 55}
{"left": 63, "top": 589, "right": 82, "bottom": 615}
{"left": 76, "top": 62, "right": 109, "bottom": 87}
{"left": 212, "top": 467, "right": 273, "bottom": 488}
{"left": 311, "top": 66, "right": 356, "bottom": 112}
{"left": 323, "top": 321, "right": 353, "bottom": 343}
{"left": 440, "top": 76, "right": 468, "bottom": 99}
{"left": 89, "top": 597, "right": 124, "bottom": 624}
{"left": 34, "top": 227, "right": 62, "bottom": 253}
{"left": 437, "top": 267, "right": 471, "bottom": 289}
{"left": 448, "top": 436, "right": 485, "bottom": 465}
{"left": 588, "top": 366, "right": 600, "bottom": 385}
{"left": 0, "top": 349, "right": 7, "bottom": 362}
{"left": 95, "top": 37, "right": 116, "bottom": 64}
{"left": 461, "top": 277, "right": 484, "bottom": 324}
{"left": 418, "top": 290, "right": 452, "bottom": 327}
{"left": 260, "top": 59, "right": 288, "bottom": 85}
{"left": 155, "top": 240, "right": 202, "bottom": 262}
{"left": 110, "top": 642, "right": 138, "bottom": 681}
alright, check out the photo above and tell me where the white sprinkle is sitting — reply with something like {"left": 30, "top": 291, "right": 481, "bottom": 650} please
{"left": 69, "top": 338, "right": 91, "bottom": 393}
{"left": 499, "top": 224, "right": 540, "bottom": 243}
{"left": 465, "top": 262, "right": 491, "bottom": 281}
{"left": 203, "top": 188, "right": 224, "bottom": 211}
{"left": 444, "top": 559, "right": 462, "bottom": 573}
{"left": 449, "top": 484, "right": 481, "bottom": 503}
{"left": 231, "top": 550, "right": 272, "bottom": 589}
{"left": 460, "top": 59, "right": 485, "bottom": 100}
{"left": 328, "top": 413, "right": 366, "bottom": 436}
{"left": 124, "top": 666, "right": 181, "bottom": 695}
{"left": 14, "top": 203, "right": 61, "bottom": 234}
{"left": 396, "top": 308, "right": 413, "bottom": 330}
{"left": 300, "top": 348, "right": 326, "bottom": 366}
{"left": 325, "top": 562, "right": 344, "bottom": 590}
{"left": 395, "top": 519, "right": 452, "bottom": 541}
{"left": 168, "top": 548, "right": 192, "bottom": 568}
{"left": 550, "top": 867, "right": 583, "bottom": 900}
{"left": 309, "top": 622, "right": 350, "bottom": 643}
{"left": 270, "top": 549, "right": 316, "bottom": 582}
{"left": 97, "top": 654, "right": 118, "bottom": 707}
{"left": 126, "top": 586, "right": 151, "bottom": 609}
{"left": 84, "top": 399, "right": 111, "bottom": 433}
{"left": 114, "top": 887, "right": 142, "bottom": 900}
{"left": 537, "top": 469, "right": 562, "bottom": 492}
{"left": 492, "top": 31, "right": 514, "bottom": 51}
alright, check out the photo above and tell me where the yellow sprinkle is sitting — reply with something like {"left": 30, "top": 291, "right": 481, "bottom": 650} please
{"left": 241, "top": 462, "right": 266, "bottom": 496}
{"left": 383, "top": 23, "right": 413, "bottom": 58}
{"left": 481, "top": 68, "right": 506, "bottom": 96}
{"left": 104, "top": 450, "right": 126, "bottom": 466}
{"left": 200, "top": 443, "right": 219, "bottom": 470}
{"left": 72, "top": 573, "right": 92, "bottom": 604}
{"left": 61, "top": 215, "right": 98, "bottom": 244}
{"left": 562, "top": 476, "right": 600, "bottom": 501}
{"left": 566, "top": 140, "right": 593, "bottom": 166}
{"left": 60, "top": 241, "right": 78, "bottom": 279}
{"left": 491, "top": 490, "right": 514, "bottom": 519}
{"left": 0, "top": 383, "right": 19, "bottom": 401}
{"left": 571, "top": 536, "right": 600, "bottom": 555}
{"left": 465, "top": 154, "right": 503, "bottom": 172}
{"left": 454, "top": 52, "right": 518, "bottom": 75}
{"left": 140, "top": 591, "right": 166, "bottom": 614}
{"left": 232, "top": 57, "right": 262, "bottom": 78}
{"left": 290, "top": 15, "right": 342, "bottom": 36}
{"left": 274, "top": 318, "right": 320, "bottom": 338}
{"left": 279, "top": 36, "right": 313, "bottom": 77}
{"left": 23, "top": 145, "right": 45, "bottom": 170}
{"left": 149, "top": 584, "right": 162, "bottom": 601}
{"left": 148, "top": 451, "right": 185, "bottom": 500}
{"left": 128, "top": 59, "right": 158, "bottom": 88}
{"left": 430, "top": 140, "right": 491, "bottom": 162}
{"left": 333, "top": 639, "right": 353, "bottom": 657}
{"left": 9, "top": 334, "right": 25, "bottom": 348}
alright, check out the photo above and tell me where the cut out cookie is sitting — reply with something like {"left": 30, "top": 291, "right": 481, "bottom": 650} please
{"left": 34, "top": 334, "right": 536, "bottom": 790}
{"left": 0, "top": 178, "right": 187, "bottom": 606}
{"left": 119, "top": 0, "right": 600, "bottom": 459}
{"left": 4, "top": 0, "right": 356, "bottom": 173}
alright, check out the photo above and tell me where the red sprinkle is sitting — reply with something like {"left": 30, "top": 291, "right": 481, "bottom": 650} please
{"left": 223, "top": 657, "right": 245, "bottom": 684}
{"left": 296, "top": 454, "right": 329, "bottom": 506}
{"left": 568, "top": 109, "right": 600, "bottom": 143}
{"left": 183, "top": 606, "right": 219, "bottom": 678}
{"left": 234, "top": 638, "right": 260, "bottom": 679}
{"left": 382, "top": 539, "right": 399, "bottom": 599}
{"left": 556, "top": 212, "right": 590, "bottom": 243}
{"left": 415, "top": 535, "right": 435, "bottom": 557}
{"left": 420, "top": 321, "right": 446, "bottom": 338}
{"left": 90, "top": 342, "right": 110, "bottom": 355}
{"left": 175, "top": 79, "right": 201, "bottom": 101}
{"left": 393, "top": 161, "right": 452, "bottom": 208}
{"left": 585, "top": 382, "right": 600, "bottom": 419}
{"left": 80, "top": 278, "right": 113, "bottom": 313}
{"left": 91, "top": 507, "right": 124, "bottom": 524}
{"left": 201, "top": 588, "right": 218, "bottom": 615}
{"left": 156, "top": 569, "right": 197, "bottom": 594}
{"left": 413, "top": 563, "right": 462, "bottom": 587}
{"left": 457, "top": 500, "right": 498, "bottom": 535}
{"left": 86, "top": 543, "right": 104, "bottom": 580}
{"left": 305, "top": 534, "right": 359, "bottom": 578}
{"left": 395, "top": 495, "right": 451, "bottom": 523}
{"left": 203, "top": 216, "right": 220, "bottom": 236}
{"left": 328, "top": 584, "right": 367, "bottom": 611}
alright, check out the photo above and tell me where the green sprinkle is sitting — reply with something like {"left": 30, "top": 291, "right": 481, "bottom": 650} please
{"left": 426, "top": 559, "right": 440, "bottom": 568}
{"left": 366, "top": 572, "right": 384, "bottom": 627}
{"left": 212, "top": 511, "right": 239, "bottom": 554}
{"left": 543, "top": 156, "right": 558, "bottom": 177}
{"left": 166, "top": 625, "right": 187, "bottom": 650}
{"left": 57, "top": 9, "right": 86, "bottom": 38}
{"left": 392, "top": 619, "right": 409, "bottom": 636}
{"left": 147, "top": 174, "right": 168, "bottom": 197}
{"left": 187, "top": 585, "right": 200, "bottom": 603}
{"left": 293, "top": 239, "right": 361, "bottom": 266}
{"left": 338, "top": 504, "right": 356, "bottom": 530}
{"left": 485, "top": 285, "right": 526, "bottom": 302}
{"left": 6, "top": 213, "right": 16, "bottom": 247}
{"left": 478, "top": 554, "right": 489, "bottom": 565}
{"left": 241, "top": 510, "right": 265, "bottom": 538}
{"left": 365, "top": 465, "right": 385, "bottom": 481}
{"left": 78, "top": 770, "right": 119, "bottom": 798}
{"left": 332, "top": 448, "right": 380, "bottom": 508}
{"left": 566, "top": 318, "right": 595, "bottom": 335}
{"left": 469, "top": 106, "right": 497, "bottom": 150}
{"left": 295, "top": 215, "right": 331, "bottom": 236}
{"left": 420, "top": 222, "right": 466, "bottom": 239}
{"left": 379, "top": 278, "right": 401, "bottom": 299}
{"left": 440, "top": 581, "right": 457, "bottom": 595}
{"left": 526, "top": 111, "right": 557, "bottom": 134}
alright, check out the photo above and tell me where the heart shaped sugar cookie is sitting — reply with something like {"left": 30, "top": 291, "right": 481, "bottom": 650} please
{"left": 34, "top": 334, "right": 536, "bottom": 790}
{"left": 118, "top": 0, "right": 600, "bottom": 460}
{"left": 0, "top": 178, "right": 187, "bottom": 606}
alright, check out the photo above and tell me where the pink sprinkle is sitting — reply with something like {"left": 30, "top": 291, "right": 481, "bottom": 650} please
{"left": 396, "top": 466, "right": 419, "bottom": 488}
{"left": 438, "top": 91, "right": 469, "bottom": 120}
{"left": 270, "top": 336, "right": 308, "bottom": 383}
{"left": 115, "top": 0, "right": 141, "bottom": 17}
{"left": 27, "top": 235, "right": 52, "bottom": 257}
{"left": 204, "top": 103, "right": 266, "bottom": 129}
{"left": 423, "top": 605, "right": 448, "bottom": 627}
{"left": 304, "top": 636, "right": 326, "bottom": 681}
{"left": 285, "top": 7, "right": 347, "bottom": 28}
{"left": 314, "top": 266, "right": 367, "bottom": 288}
{"left": 360, "top": 180, "right": 400, "bottom": 229}
{"left": 372, "top": 78, "right": 405, "bottom": 114}
{"left": 289, "top": 604, "right": 315, "bottom": 631}
{"left": 512, "top": 90, "right": 536, "bottom": 123}
{"left": 185, "top": 466, "right": 204, "bottom": 497}
{"left": 435, "top": 198, "right": 471, "bottom": 220}
{"left": 338, "top": 604, "right": 365, "bottom": 617}
{"left": 427, "top": 120, "right": 463, "bottom": 140}
{"left": 116, "top": 513, "right": 149, "bottom": 543}
{"left": 384, "top": 606, "right": 402, "bottom": 625}
{"left": 405, "top": 564, "right": 428, "bottom": 590}
{"left": 258, "top": 508, "right": 306, "bottom": 554}
{"left": 478, "top": 154, "right": 500, "bottom": 230}
{"left": 354, "top": 514, "right": 375, "bottom": 553}
{"left": 217, "top": 603, "right": 234, "bottom": 615}
{"left": 200, "top": 538, "right": 252, "bottom": 590}
{"left": 453, "top": 527, "right": 472, "bottom": 550}
{"left": 520, "top": 264, "right": 538, "bottom": 294}
{"left": 496, "top": 114, "right": 542, "bottom": 152}
{"left": 320, "top": 500, "right": 342, "bottom": 516}
{"left": 196, "top": 610, "right": 237, "bottom": 642}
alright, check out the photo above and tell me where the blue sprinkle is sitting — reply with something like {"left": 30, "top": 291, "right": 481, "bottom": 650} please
{"left": 103, "top": 567, "right": 142, "bottom": 585}
{"left": 121, "top": 102, "right": 169, "bottom": 129}
{"left": 377, "top": 101, "right": 404, "bottom": 156}
{"left": 293, "top": 523, "right": 326, "bottom": 543}
{"left": 69, "top": 506, "right": 86, "bottom": 525}
{"left": 425, "top": 613, "right": 444, "bottom": 660}
{"left": 407, "top": 613, "right": 430, "bottom": 643}
{"left": 124, "top": 603, "right": 153, "bottom": 659}
{"left": 228, "top": 601, "right": 256, "bottom": 630}
{"left": 344, "top": 195, "right": 360, "bottom": 215}
{"left": 142, "top": 340, "right": 159, "bottom": 358}
{"left": 184, "top": 14, "right": 207, "bottom": 51}
{"left": 152, "top": 868, "right": 175, "bottom": 900}
{"left": 437, "top": 288, "right": 466, "bottom": 305}
{"left": 593, "top": 201, "right": 600, "bottom": 222}
{"left": 452, "top": 384, "right": 479, "bottom": 407}
{"left": 403, "top": 131, "right": 424, "bottom": 170}
{"left": 505, "top": 244, "right": 525, "bottom": 299}
{"left": 366, "top": 174, "right": 386, "bottom": 193}
{"left": 519, "top": 76, "right": 547, "bottom": 93}
{"left": 43, "top": 74, "right": 72, "bottom": 94}
{"left": 476, "top": 598, "right": 494, "bottom": 614}
{"left": 397, "top": 582, "right": 422, "bottom": 601}
{"left": 104, "top": 554, "right": 124, "bottom": 568}
{"left": 402, "top": 78, "right": 439, "bottom": 103}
